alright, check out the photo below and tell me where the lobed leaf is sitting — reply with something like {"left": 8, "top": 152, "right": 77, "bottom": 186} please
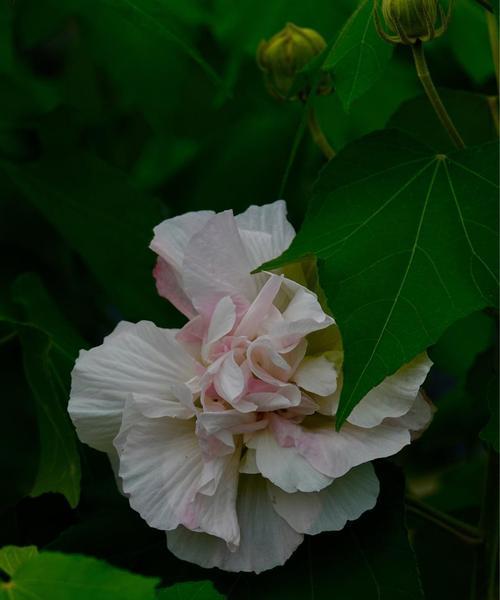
{"left": 263, "top": 130, "right": 498, "bottom": 426}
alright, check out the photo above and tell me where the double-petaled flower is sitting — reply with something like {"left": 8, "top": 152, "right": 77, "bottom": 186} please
{"left": 69, "top": 201, "right": 432, "bottom": 573}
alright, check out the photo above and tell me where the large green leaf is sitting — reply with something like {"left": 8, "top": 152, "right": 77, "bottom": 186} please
{"left": 0, "top": 547, "right": 159, "bottom": 599}
{"left": 323, "top": 0, "right": 392, "bottom": 110}
{"left": 264, "top": 130, "right": 498, "bottom": 426}
{"left": 388, "top": 90, "right": 498, "bottom": 153}
{"left": 1, "top": 152, "right": 176, "bottom": 324}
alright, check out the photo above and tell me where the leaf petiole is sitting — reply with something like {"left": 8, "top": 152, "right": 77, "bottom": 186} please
{"left": 411, "top": 41, "right": 466, "bottom": 150}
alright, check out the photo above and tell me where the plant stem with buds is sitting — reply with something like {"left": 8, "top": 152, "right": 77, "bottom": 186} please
{"left": 411, "top": 41, "right": 466, "bottom": 149}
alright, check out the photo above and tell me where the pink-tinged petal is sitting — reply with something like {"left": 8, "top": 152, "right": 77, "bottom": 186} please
{"left": 270, "top": 417, "right": 411, "bottom": 480}
{"left": 214, "top": 352, "right": 246, "bottom": 405}
{"left": 153, "top": 257, "right": 196, "bottom": 318}
{"left": 347, "top": 353, "right": 433, "bottom": 428}
{"left": 292, "top": 355, "right": 338, "bottom": 397}
{"left": 167, "top": 475, "right": 303, "bottom": 574}
{"left": 247, "top": 427, "right": 333, "bottom": 493}
{"left": 182, "top": 450, "right": 241, "bottom": 547}
{"left": 235, "top": 274, "right": 283, "bottom": 338}
{"left": 117, "top": 417, "right": 204, "bottom": 531}
{"left": 150, "top": 210, "right": 214, "bottom": 271}
{"left": 268, "top": 463, "right": 379, "bottom": 535}
{"left": 235, "top": 200, "right": 295, "bottom": 270}
{"left": 69, "top": 321, "right": 196, "bottom": 453}
{"left": 247, "top": 337, "right": 306, "bottom": 387}
{"left": 245, "top": 383, "right": 302, "bottom": 412}
{"left": 182, "top": 211, "right": 257, "bottom": 309}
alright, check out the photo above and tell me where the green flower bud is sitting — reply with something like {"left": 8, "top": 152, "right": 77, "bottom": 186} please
{"left": 375, "top": 0, "right": 451, "bottom": 45}
{"left": 257, "top": 23, "right": 331, "bottom": 100}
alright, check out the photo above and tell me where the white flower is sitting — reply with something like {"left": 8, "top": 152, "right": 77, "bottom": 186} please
{"left": 68, "top": 201, "right": 432, "bottom": 573}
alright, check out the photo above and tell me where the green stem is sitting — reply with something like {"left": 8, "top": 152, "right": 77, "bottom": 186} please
{"left": 411, "top": 41, "right": 466, "bottom": 150}
{"left": 307, "top": 105, "right": 336, "bottom": 160}
{"left": 487, "top": 11, "right": 499, "bottom": 90}
{"left": 406, "top": 494, "right": 483, "bottom": 545}
{"left": 472, "top": 451, "right": 499, "bottom": 600}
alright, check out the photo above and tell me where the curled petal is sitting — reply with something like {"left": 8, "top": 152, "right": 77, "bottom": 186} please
{"left": 347, "top": 353, "right": 433, "bottom": 428}
{"left": 268, "top": 463, "right": 379, "bottom": 535}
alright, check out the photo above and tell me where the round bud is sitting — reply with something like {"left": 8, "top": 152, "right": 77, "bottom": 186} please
{"left": 382, "top": 0, "right": 439, "bottom": 43}
{"left": 257, "top": 23, "right": 330, "bottom": 100}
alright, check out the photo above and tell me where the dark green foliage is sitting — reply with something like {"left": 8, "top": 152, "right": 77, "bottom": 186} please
{"left": 0, "top": 0, "right": 497, "bottom": 598}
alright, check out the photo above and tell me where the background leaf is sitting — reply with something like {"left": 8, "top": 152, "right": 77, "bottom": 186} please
{"left": 323, "top": 0, "right": 393, "bottom": 110}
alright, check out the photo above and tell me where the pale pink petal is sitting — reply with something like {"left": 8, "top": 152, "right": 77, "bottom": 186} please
{"left": 235, "top": 200, "right": 295, "bottom": 270}
{"left": 152, "top": 257, "right": 196, "bottom": 318}
{"left": 117, "top": 417, "right": 204, "bottom": 531}
{"left": 292, "top": 355, "right": 338, "bottom": 396}
{"left": 247, "top": 428, "right": 333, "bottom": 493}
{"left": 269, "top": 415, "right": 411, "bottom": 480}
{"left": 268, "top": 463, "right": 379, "bottom": 535}
{"left": 245, "top": 383, "right": 302, "bottom": 411}
{"left": 247, "top": 337, "right": 306, "bottom": 387}
{"left": 182, "top": 211, "right": 257, "bottom": 309}
{"left": 347, "top": 353, "right": 433, "bottom": 428}
{"left": 235, "top": 274, "right": 283, "bottom": 338}
{"left": 167, "top": 475, "right": 303, "bottom": 574}
{"left": 206, "top": 296, "right": 237, "bottom": 346}
{"left": 150, "top": 210, "right": 214, "bottom": 271}
{"left": 69, "top": 321, "right": 196, "bottom": 452}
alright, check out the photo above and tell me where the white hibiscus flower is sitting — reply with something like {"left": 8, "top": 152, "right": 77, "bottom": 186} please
{"left": 68, "top": 201, "right": 432, "bottom": 574}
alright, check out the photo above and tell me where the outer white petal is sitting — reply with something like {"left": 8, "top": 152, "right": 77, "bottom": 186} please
{"left": 235, "top": 200, "right": 295, "bottom": 270}
{"left": 150, "top": 210, "right": 214, "bottom": 272}
{"left": 167, "top": 475, "right": 303, "bottom": 574}
{"left": 268, "top": 463, "right": 379, "bottom": 535}
{"left": 184, "top": 450, "right": 241, "bottom": 547}
{"left": 292, "top": 355, "right": 338, "bottom": 397}
{"left": 117, "top": 416, "right": 204, "bottom": 532}
{"left": 388, "top": 391, "right": 433, "bottom": 434}
{"left": 182, "top": 211, "right": 257, "bottom": 308}
{"left": 247, "top": 428, "right": 333, "bottom": 493}
{"left": 347, "top": 353, "right": 433, "bottom": 428}
{"left": 69, "top": 321, "right": 197, "bottom": 452}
